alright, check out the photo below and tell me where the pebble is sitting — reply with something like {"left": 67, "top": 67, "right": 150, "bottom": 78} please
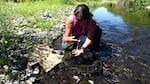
{"left": 33, "top": 25, "right": 37, "bottom": 28}
{"left": 26, "top": 72, "right": 31, "bottom": 77}
{"left": 28, "top": 77, "right": 36, "bottom": 82}
{"left": 3, "top": 65, "right": 9, "bottom": 71}
{"left": 33, "top": 68, "right": 40, "bottom": 74}
{"left": 72, "top": 75, "right": 80, "bottom": 83}
{"left": 88, "top": 80, "right": 94, "bottom": 84}
{"left": 26, "top": 80, "right": 33, "bottom": 84}
{"left": 114, "top": 53, "right": 121, "bottom": 57}
{"left": 0, "top": 74, "right": 5, "bottom": 80}
{"left": 5, "top": 80, "right": 13, "bottom": 84}
{"left": 11, "top": 70, "right": 19, "bottom": 77}
{"left": 25, "top": 68, "right": 32, "bottom": 73}
{"left": 20, "top": 81, "right": 26, "bottom": 84}
{"left": 146, "top": 5, "right": 150, "bottom": 9}
{"left": 13, "top": 80, "right": 19, "bottom": 84}
{"left": 16, "top": 31, "right": 25, "bottom": 35}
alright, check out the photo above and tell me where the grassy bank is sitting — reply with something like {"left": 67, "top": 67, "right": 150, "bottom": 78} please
{"left": 0, "top": 0, "right": 104, "bottom": 65}
{"left": 4, "top": 0, "right": 103, "bottom": 16}
{"left": 1, "top": 0, "right": 105, "bottom": 29}
{"left": 12, "top": 1, "right": 72, "bottom": 16}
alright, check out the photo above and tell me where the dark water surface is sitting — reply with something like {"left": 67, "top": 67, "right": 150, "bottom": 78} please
{"left": 38, "top": 7, "right": 150, "bottom": 84}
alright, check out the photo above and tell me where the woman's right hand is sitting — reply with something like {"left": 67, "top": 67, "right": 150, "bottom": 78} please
{"left": 69, "top": 36, "right": 80, "bottom": 42}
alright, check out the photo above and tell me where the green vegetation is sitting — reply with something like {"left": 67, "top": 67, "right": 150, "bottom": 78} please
{"left": 106, "top": 6, "right": 150, "bottom": 26}
{"left": 4, "top": 0, "right": 103, "bottom": 29}
{"left": 0, "top": 0, "right": 103, "bottom": 66}
{"left": 0, "top": 1, "right": 33, "bottom": 65}
{"left": 13, "top": 1, "right": 66, "bottom": 16}
{"left": 125, "top": 0, "right": 150, "bottom": 26}
{"left": 0, "top": 2, "right": 14, "bottom": 65}
{"left": 105, "top": 0, "right": 150, "bottom": 26}
{"left": 128, "top": 0, "right": 150, "bottom": 8}
{"left": 2, "top": 0, "right": 104, "bottom": 16}
{"left": 0, "top": 2, "right": 13, "bottom": 32}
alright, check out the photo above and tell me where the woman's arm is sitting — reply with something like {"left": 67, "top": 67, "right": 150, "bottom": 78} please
{"left": 72, "top": 18, "right": 96, "bottom": 56}
{"left": 82, "top": 17, "right": 96, "bottom": 49}
{"left": 63, "top": 15, "right": 79, "bottom": 43}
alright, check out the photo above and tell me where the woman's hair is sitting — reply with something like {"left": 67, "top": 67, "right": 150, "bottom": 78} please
{"left": 74, "top": 4, "right": 91, "bottom": 20}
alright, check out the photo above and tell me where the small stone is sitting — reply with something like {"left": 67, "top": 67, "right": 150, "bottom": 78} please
{"left": 20, "top": 81, "right": 26, "bottom": 84}
{"left": 33, "top": 25, "right": 37, "bottom": 28}
{"left": 26, "top": 73, "right": 31, "bottom": 77}
{"left": 3, "top": 65, "right": 9, "bottom": 71}
{"left": 88, "top": 80, "right": 94, "bottom": 84}
{"left": 51, "top": 76, "right": 55, "bottom": 79}
{"left": 72, "top": 75, "right": 80, "bottom": 83}
{"left": 29, "top": 77, "right": 36, "bottom": 82}
{"left": 117, "top": 47, "right": 123, "bottom": 52}
{"left": 5, "top": 80, "right": 13, "bottom": 84}
{"left": 20, "top": 74, "right": 27, "bottom": 81}
{"left": 25, "top": 68, "right": 32, "bottom": 73}
{"left": 33, "top": 68, "right": 40, "bottom": 74}
{"left": 13, "top": 80, "right": 19, "bottom": 84}
{"left": 26, "top": 79, "right": 33, "bottom": 84}
{"left": 146, "top": 5, "right": 150, "bottom": 9}
{"left": 16, "top": 31, "right": 25, "bottom": 35}
{"left": 73, "top": 75, "right": 79, "bottom": 80}
{"left": 0, "top": 74, "right": 5, "bottom": 80}
{"left": 11, "top": 70, "right": 19, "bottom": 77}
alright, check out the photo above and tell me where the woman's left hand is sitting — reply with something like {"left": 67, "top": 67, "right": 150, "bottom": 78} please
{"left": 72, "top": 48, "right": 84, "bottom": 56}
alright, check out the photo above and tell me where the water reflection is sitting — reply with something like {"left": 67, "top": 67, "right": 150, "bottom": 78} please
{"left": 93, "top": 7, "right": 127, "bottom": 31}
{"left": 92, "top": 6, "right": 150, "bottom": 56}
{"left": 90, "top": 7, "right": 150, "bottom": 83}
{"left": 92, "top": 7, "right": 131, "bottom": 44}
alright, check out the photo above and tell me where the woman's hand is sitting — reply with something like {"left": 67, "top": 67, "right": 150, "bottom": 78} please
{"left": 69, "top": 36, "right": 80, "bottom": 42}
{"left": 72, "top": 48, "right": 84, "bottom": 56}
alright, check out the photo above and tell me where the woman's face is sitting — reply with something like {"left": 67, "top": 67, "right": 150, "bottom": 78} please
{"left": 76, "top": 13, "right": 83, "bottom": 21}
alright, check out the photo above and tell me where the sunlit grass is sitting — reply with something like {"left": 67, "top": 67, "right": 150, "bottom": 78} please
{"left": 10, "top": 0, "right": 104, "bottom": 16}
{"left": 12, "top": 1, "right": 69, "bottom": 16}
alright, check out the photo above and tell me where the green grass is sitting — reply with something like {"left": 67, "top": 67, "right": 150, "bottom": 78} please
{"left": 34, "top": 17, "right": 52, "bottom": 28}
{"left": 4, "top": 0, "right": 104, "bottom": 29}
{"left": 6, "top": 0, "right": 104, "bottom": 16}
{"left": 0, "top": 0, "right": 105, "bottom": 29}
{"left": 12, "top": 1, "right": 69, "bottom": 16}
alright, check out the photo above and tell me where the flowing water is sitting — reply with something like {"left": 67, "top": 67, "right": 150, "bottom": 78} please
{"left": 38, "top": 6, "right": 150, "bottom": 84}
